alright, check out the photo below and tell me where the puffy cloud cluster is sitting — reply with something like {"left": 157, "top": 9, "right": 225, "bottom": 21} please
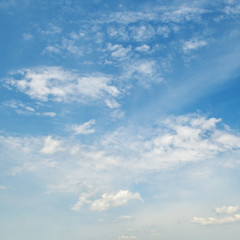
{"left": 72, "top": 190, "right": 142, "bottom": 212}
{"left": 5, "top": 66, "right": 120, "bottom": 107}
{"left": 192, "top": 205, "right": 240, "bottom": 225}
{"left": 1, "top": 114, "right": 240, "bottom": 210}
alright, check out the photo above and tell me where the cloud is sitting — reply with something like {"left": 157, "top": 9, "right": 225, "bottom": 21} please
{"left": 40, "top": 136, "right": 64, "bottom": 154}
{"left": 125, "top": 60, "right": 162, "bottom": 84}
{"left": 215, "top": 206, "right": 239, "bottom": 215}
{"left": 104, "top": 11, "right": 156, "bottom": 24}
{"left": 1, "top": 114, "right": 240, "bottom": 211}
{"left": 72, "top": 190, "right": 143, "bottom": 212}
{"left": 23, "top": 33, "right": 33, "bottom": 41}
{"left": 129, "top": 25, "right": 155, "bottom": 42}
{"left": 0, "top": 185, "right": 7, "bottom": 190}
{"left": 192, "top": 214, "right": 240, "bottom": 225}
{"left": 107, "top": 43, "right": 131, "bottom": 58}
{"left": 69, "top": 120, "right": 96, "bottom": 135}
{"left": 118, "top": 235, "right": 137, "bottom": 240}
{"left": 4, "top": 66, "right": 120, "bottom": 107}
{"left": 160, "top": 6, "right": 207, "bottom": 23}
{"left": 114, "top": 215, "right": 134, "bottom": 223}
{"left": 39, "top": 24, "right": 62, "bottom": 35}
{"left": 157, "top": 25, "right": 171, "bottom": 38}
{"left": 101, "top": 115, "right": 240, "bottom": 171}
{"left": 2, "top": 100, "right": 56, "bottom": 117}
{"left": 192, "top": 205, "right": 240, "bottom": 225}
{"left": 135, "top": 44, "right": 150, "bottom": 52}
{"left": 38, "top": 112, "right": 56, "bottom": 117}
{"left": 182, "top": 38, "right": 207, "bottom": 53}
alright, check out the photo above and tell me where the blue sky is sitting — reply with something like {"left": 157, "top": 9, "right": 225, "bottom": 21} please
{"left": 1, "top": 0, "right": 240, "bottom": 239}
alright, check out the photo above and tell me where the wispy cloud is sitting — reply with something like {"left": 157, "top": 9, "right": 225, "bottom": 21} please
{"left": 2, "top": 100, "right": 56, "bottom": 117}
{"left": 118, "top": 235, "right": 137, "bottom": 240}
{"left": 68, "top": 120, "right": 96, "bottom": 135}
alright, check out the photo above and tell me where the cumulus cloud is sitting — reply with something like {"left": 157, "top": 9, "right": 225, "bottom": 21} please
{"left": 72, "top": 190, "right": 143, "bottom": 212}
{"left": 69, "top": 119, "right": 96, "bottom": 135}
{"left": 0, "top": 185, "right": 7, "bottom": 190}
{"left": 215, "top": 206, "right": 239, "bottom": 215}
{"left": 1, "top": 114, "right": 240, "bottom": 211}
{"left": 4, "top": 66, "right": 120, "bottom": 107}
{"left": 40, "top": 136, "right": 64, "bottom": 154}
{"left": 192, "top": 205, "right": 240, "bottom": 225}
{"left": 101, "top": 115, "right": 240, "bottom": 171}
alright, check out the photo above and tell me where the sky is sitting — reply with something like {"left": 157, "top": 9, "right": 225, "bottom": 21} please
{"left": 1, "top": 0, "right": 240, "bottom": 239}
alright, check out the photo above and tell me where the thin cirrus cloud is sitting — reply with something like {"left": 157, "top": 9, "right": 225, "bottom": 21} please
{"left": 4, "top": 66, "right": 120, "bottom": 107}
{"left": 2, "top": 100, "right": 56, "bottom": 117}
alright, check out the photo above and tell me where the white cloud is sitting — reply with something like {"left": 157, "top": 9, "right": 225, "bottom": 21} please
{"left": 101, "top": 115, "right": 240, "bottom": 171}
{"left": 182, "top": 38, "right": 207, "bottom": 53}
{"left": 105, "top": 11, "right": 156, "bottom": 24}
{"left": 114, "top": 215, "right": 134, "bottom": 223}
{"left": 0, "top": 185, "right": 7, "bottom": 190}
{"left": 192, "top": 214, "right": 240, "bottom": 225}
{"left": 130, "top": 25, "right": 155, "bottom": 42}
{"left": 224, "top": 4, "right": 240, "bottom": 15}
{"left": 157, "top": 25, "right": 171, "bottom": 38}
{"left": 5, "top": 66, "right": 120, "bottom": 107}
{"left": 118, "top": 235, "right": 137, "bottom": 240}
{"left": 69, "top": 120, "right": 96, "bottom": 135}
{"left": 40, "top": 24, "right": 62, "bottom": 35}
{"left": 72, "top": 190, "right": 143, "bottom": 212}
{"left": 3, "top": 100, "right": 56, "bottom": 117}
{"left": 23, "top": 33, "right": 33, "bottom": 41}
{"left": 124, "top": 60, "right": 162, "bottom": 85}
{"left": 192, "top": 205, "right": 240, "bottom": 225}
{"left": 127, "top": 60, "right": 155, "bottom": 76}
{"left": 43, "top": 45, "right": 62, "bottom": 54}
{"left": 107, "top": 43, "right": 131, "bottom": 58}
{"left": 215, "top": 206, "right": 239, "bottom": 215}
{"left": 107, "top": 26, "right": 129, "bottom": 40}
{"left": 1, "top": 114, "right": 240, "bottom": 212}
{"left": 135, "top": 44, "right": 150, "bottom": 52}
{"left": 40, "top": 136, "right": 64, "bottom": 154}
{"left": 3, "top": 100, "right": 35, "bottom": 115}
{"left": 38, "top": 112, "right": 56, "bottom": 117}
{"left": 161, "top": 6, "right": 207, "bottom": 23}
{"left": 105, "top": 99, "right": 121, "bottom": 109}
